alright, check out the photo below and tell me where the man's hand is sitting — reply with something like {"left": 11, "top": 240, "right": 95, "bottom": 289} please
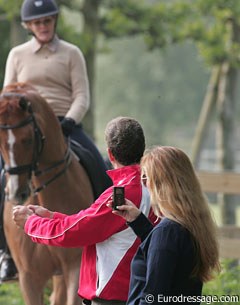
{"left": 28, "top": 205, "right": 53, "bottom": 218}
{"left": 12, "top": 205, "right": 53, "bottom": 229}
{"left": 12, "top": 206, "right": 34, "bottom": 229}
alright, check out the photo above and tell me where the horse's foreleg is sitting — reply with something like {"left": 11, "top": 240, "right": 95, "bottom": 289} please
{"left": 18, "top": 272, "right": 45, "bottom": 305}
{"left": 50, "top": 275, "right": 67, "bottom": 305}
{"left": 64, "top": 267, "right": 82, "bottom": 305}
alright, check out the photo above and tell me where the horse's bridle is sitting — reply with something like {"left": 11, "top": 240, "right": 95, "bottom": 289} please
{"left": 0, "top": 92, "right": 71, "bottom": 194}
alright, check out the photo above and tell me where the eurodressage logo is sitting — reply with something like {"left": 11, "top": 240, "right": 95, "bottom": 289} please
{"left": 34, "top": 1, "right": 43, "bottom": 7}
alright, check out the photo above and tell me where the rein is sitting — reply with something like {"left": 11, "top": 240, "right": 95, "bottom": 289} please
{"left": 0, "top": 93, "right": 72, "bottom": 194}
{"left": 33, "top": 148, "right": 71, "bottom": 194}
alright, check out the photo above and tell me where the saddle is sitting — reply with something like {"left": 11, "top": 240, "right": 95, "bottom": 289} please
{"left": 69, "top": 139, "right": 112, "bottom": 200}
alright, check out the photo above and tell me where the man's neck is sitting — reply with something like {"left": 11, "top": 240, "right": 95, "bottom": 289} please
{"left": 112, "top": 162, "right": 124, "bottom": 169}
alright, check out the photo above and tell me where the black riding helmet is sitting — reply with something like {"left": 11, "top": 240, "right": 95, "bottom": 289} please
{"left": 21, "top": 0, "right": 59, "bottom": 22}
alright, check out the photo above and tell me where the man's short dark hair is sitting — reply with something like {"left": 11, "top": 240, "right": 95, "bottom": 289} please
{"left": 105, "top": 117, "right": 145, "bottom": 166}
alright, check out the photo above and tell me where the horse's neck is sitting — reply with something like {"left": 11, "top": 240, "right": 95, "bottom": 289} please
{"left": 41, "top": 129, "right": 67, "bottom": 163}
{"left": 33, "top": 157, "right": 93, "bottom": 214}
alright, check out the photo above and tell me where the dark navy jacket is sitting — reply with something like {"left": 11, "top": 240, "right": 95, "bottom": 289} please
{"left": 127, "top": 215, "right": 203, "bottom": 305}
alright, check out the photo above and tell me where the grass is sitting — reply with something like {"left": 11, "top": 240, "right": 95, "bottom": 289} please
{"left": 0, "top": 282, "right": 24, "bottom": 305}
{"left": 0, "top": 280, "right": 51, "bottom": 305}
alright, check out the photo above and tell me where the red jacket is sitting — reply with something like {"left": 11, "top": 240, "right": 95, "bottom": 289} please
{"left": 24, "top": 165, "right": 157, "bottom": 301}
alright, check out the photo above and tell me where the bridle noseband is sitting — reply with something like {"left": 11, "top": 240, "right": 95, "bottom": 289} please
{"left": 0, "top": 92, "right": 71, "bottom": 194}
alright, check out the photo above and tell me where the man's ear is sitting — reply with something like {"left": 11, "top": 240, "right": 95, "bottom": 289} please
{"left": 107, "top": 148, "right": 115, "bottom": 162}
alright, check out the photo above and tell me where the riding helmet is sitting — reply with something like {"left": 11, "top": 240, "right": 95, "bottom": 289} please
{"left": 21, "top": 0, "right": 59, "bottom": 22}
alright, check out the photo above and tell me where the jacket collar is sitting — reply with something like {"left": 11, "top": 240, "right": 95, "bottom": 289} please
{"left": 107, "top": 164, "right": 141, "bottom": 186}
{"left": 31, "top": 35, "right": 59, "bottom": 53}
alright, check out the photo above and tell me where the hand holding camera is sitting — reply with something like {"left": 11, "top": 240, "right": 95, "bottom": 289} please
{"left": 108, "top": 186, "right": 141, "bottom": 222}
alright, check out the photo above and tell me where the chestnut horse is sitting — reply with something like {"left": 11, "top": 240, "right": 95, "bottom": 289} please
{"left": 0, "top": 83, "right": 94, "bottom": 305}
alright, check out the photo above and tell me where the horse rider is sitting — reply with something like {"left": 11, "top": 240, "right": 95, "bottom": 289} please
{"left": 0, "top": 0, "right": 112, "bottom": 282}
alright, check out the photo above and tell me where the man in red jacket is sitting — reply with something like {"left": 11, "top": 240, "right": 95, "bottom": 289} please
{"left": 13, "top": 116, "right": 157, "bottom": 305}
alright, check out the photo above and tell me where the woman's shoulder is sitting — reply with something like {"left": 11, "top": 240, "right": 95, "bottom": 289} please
{"left": 149, "top": 218, "right": 192, "bottom": 250}
{"left": 155, "top": 217, "right": 182, "bottom": 230}
{"left": 9, "top": 40, "right": 33, "bottom": 55}
{"left": 57, "top": 40, "right": 86, "bottom": 64}
{"left": 58, "top": 39, "right": 84, "bottom": 55}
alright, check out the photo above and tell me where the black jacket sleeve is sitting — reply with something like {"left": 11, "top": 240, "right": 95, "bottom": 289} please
{"left": 127, "top": 212, "right": 154, "bottom": 242}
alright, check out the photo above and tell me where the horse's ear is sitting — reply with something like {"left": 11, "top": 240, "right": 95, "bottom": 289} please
{"left": 19, "top": 96, "right": 29, "bottom": 112}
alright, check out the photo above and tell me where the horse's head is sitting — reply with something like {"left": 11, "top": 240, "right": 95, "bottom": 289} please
{"left": 0, "top": 83, "right": 45, "bottom": 204}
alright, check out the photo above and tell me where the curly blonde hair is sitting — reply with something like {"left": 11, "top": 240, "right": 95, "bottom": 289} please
{"left": 141, "top": 146, "right": 220, "bottom": 282}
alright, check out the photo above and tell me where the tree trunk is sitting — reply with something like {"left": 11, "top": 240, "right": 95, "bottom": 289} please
{"left": 191, "top": 66, "right": 220, "bottom": 167}
{"left": 216, "top": 61, "right": 238, "bottom": 225}
{"left": 216, "top": 19, "right": 240, "bottom": 225}
{"left": 81, "top": 0, "right": 101, "bottom": 140}
{"left": 10, "top": 17, "right": 27, "bottom": 47}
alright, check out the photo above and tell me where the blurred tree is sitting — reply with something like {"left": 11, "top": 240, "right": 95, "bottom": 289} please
{"left": 0, "top": 0, "right": 24, "bottom": 87}
{"left": 100, "top": 0, "right": 240, "bottom": 225}
{"left": 0, "top": 13, "right": 10, "bottom": 86}
{"left": 95, "top": 37, "right": 208, "bottom": 152}
{"left": 1, "top": 2, "right": 239, "bottom": 215}
{"left": 0, "top": 0, "right": 147, "bottom": 138}
{"left": 177, "top": 0, "right": 240, "bottom": 225}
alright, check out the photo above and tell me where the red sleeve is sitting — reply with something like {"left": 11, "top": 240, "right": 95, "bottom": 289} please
{"left": 24, "top": 184, "right": 142, "bottom": 248}
{"left": 53, "top": 212, "right": 66, "bottom": 219}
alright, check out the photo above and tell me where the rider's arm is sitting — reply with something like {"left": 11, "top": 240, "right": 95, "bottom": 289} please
{"left": 64, "top": 46, "right": 90, "bottom": 124}
{"left": 4, "top": 49, "right": 18, "bottom": 86}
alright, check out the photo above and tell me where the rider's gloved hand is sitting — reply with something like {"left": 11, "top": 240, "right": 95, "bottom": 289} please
{"left": 61, "top": 117, "right": 76, "bottom": 137}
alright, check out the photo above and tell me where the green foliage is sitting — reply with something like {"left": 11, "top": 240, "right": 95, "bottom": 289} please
{"left": 99, "top": 0, "right": 240, "bottom": 68}
{"left": 100, "top": 0, "right": 147, "bottom": 38}
{"left": 0, "top": 282, "right": 24, "bottom": 305}
{"left": 143, "top": 0, "right": 240, "bottom": 67}
{"left": 0, "top": 18, "right": 10, "bottom": 87}
{"left": 202, "top": 260, "right": 240, "bottom": 305}
{"left": 0, "top": 0, "right": 22, "bottom": 19}
{"left": 192, "top": 1, "right": 240, "bottom": 66}
{"left": 144, "top": 1, "right": 193, "bottom": 48}
{"left": 0, "top": 281, "right": 51, "bottom": 305}
{"left": 0, "top": 0, "right": 240, "bottom": 150}
{"left": 57, "top": 14, "right": 86, "bottom": 52}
